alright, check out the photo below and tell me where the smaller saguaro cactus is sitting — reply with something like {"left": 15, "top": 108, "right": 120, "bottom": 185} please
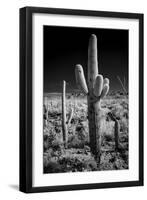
{"left": 75, "top": 34, "right": 110, "bottom": 164}
{"left": 108, "top": 112, "right": 120, "bottom": 151}
{"left": 62, "top": 80, "right": 73, "bottom": 148}
{"left": 62, "top": 80, "right": 68, "bottom": 148}
{"left": 114, "top": 119, "right": 120, "bottom": 151}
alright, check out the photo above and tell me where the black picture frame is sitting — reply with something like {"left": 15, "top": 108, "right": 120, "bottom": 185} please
{"left": 19, "top": 6, "right": 144, "bottom": 193}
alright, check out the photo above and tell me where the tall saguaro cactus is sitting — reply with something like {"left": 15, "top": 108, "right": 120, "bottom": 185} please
{"left": 62, "top": 80, "right": 67, "bottom": 148}
{"left": 75, "top": 34, "right": 110, "bottom": 164}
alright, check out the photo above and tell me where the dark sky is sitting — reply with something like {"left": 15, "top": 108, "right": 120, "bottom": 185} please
{"left": 44, "top": 26, "right": 128, "bottom": 93}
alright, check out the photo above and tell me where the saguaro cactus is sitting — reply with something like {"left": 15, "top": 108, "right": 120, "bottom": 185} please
{"left": 62, "top": 80, "right": 68, "bottom": 148}
{"left": 75, "top": 34, "right": 110, "bottom": 164}
{"left": 62, "top": 80, "right": 74, "bottom": 148}
{"left": 114, "top": 119, "right": 120, "bottom": 151}
{"left": 108, "top": 112, "right": 120, "bottom": 151}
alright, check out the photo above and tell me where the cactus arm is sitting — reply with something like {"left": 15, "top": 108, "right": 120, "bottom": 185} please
{"left": 93, "top": 75, "right": 104, "bottom": 97}
{"left": 88, "top": 34, "right": 98, "bottom": 90}
{"left": 100, "top": 84, "right": 109, "bottom": 99}
{"left": 104, "top": 78, "right": 109, "bottom": 85}
{"left": 75, "top": 64, "right": 88, "bottom": 95}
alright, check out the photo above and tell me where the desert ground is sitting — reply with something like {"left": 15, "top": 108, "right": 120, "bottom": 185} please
{"left": 43, "top": 92, "right": 128, "bottom": 173}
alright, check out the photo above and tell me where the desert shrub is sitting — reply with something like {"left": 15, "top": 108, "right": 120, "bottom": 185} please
{"left": 58, "top": 151, "right": 97, "bottom": 172}
{"left": 104, "top": 134, "right": 114, "bottom": 142}
{"left": 100, "top": 151, "right": 128, "bottom": 170}
{"left": 101, "top": 120, "right": 114, "bottom": 136}
{"left": 44, "top": 160, "right": 63, "bottom": 173}
{"left": 67, "top": 122, "right": 89, "bottom": 148}
{"left": 68, "top": 135, "right": 85, "bottom": 148}
{"left": 111, "top": 104, "right": 123, "bottom": 119}
{"left": 100, "top": 152, "right": 115, "bottom": 170}
{"left": 52, "top": 139, "right": 64, "bottom": 151}
{"left": 114, "top": 157, "right": 128, "bottom": 169}
{"left": 43, "top": 148, "right": 98, "bottom": 173}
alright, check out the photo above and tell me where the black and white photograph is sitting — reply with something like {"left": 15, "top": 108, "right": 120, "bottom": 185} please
{"left": 43, "top": 26, "right": 129, "bottom": 173}
{"left": 19, "top": 7, "right": 143, "bottom": 193}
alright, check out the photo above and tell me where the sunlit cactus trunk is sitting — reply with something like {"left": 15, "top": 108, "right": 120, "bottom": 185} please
{"left": 88, "top": 35, "right": 101, "bottom": 160}
{"left": 75, "top": 34, "right": 110, "bottom": 164}
{"left": 62, "top": 80, "right": 67, "bottom": 148}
